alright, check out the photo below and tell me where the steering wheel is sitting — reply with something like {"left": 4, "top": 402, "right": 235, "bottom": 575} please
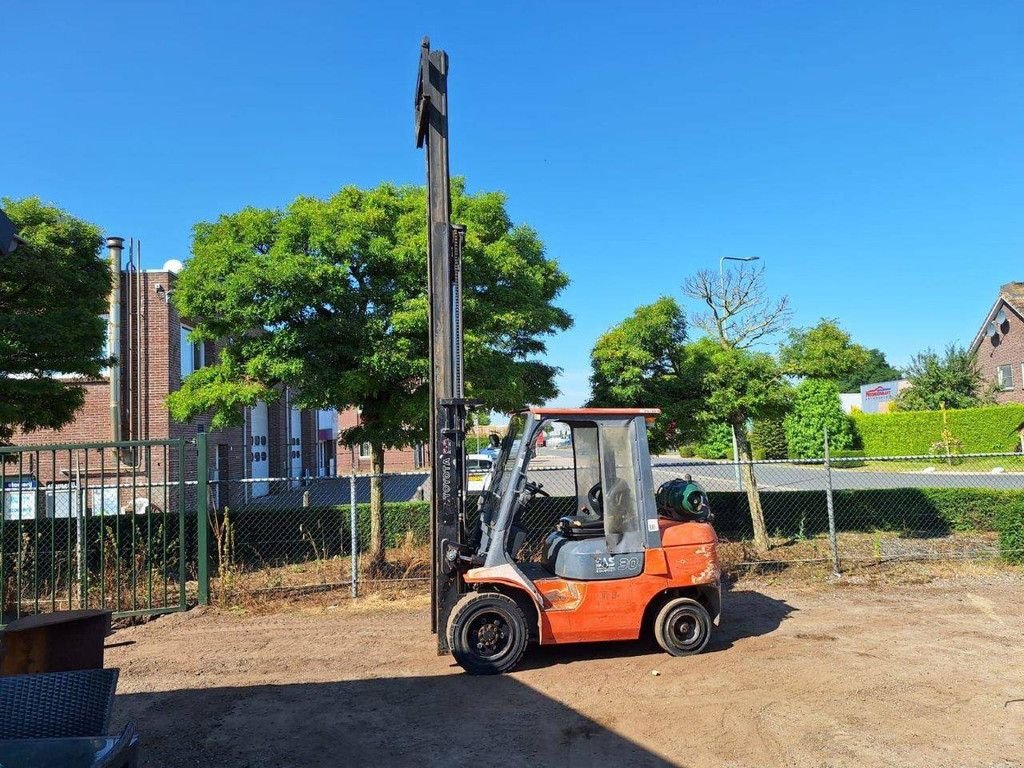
{"left": 587, "top": 482, "right": 603, "bottom": 514}
{"left": 524, "top": 480, "right": 549, "bottom": 498}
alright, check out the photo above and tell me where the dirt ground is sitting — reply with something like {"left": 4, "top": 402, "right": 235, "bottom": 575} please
{"left": 107, "top": 570, "right": 1024, "bottom": 768}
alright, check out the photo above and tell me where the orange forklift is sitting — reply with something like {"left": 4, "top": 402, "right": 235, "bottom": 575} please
{"left": 415, "top": 39, "right": 722, "bottom": 675}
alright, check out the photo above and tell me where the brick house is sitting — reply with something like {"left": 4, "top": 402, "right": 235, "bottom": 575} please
{"left": 969, "top": 282, "right": 1024, "bottom": 404}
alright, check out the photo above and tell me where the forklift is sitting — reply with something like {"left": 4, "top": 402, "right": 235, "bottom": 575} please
{"left": 415, "top": 39, "right": 722, "bottom": 675}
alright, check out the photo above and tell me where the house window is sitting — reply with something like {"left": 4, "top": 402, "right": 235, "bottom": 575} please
{"left": 359, "top": 442, "right": 371, "bottom": 459}
{"left": 180, "top": 325, "right": 205, "bottom": 379}
{"left": 996, "top": 364, "right": 1014, "bottom": 391}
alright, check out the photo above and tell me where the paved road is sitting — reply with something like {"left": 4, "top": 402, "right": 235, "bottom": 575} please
{"left": 528, "top": 448, "right": 1024, "bottom": 493}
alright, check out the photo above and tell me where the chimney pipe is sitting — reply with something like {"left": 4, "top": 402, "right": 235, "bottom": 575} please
{"left": 107, "top": 237, "right": 124, "bottom": 444}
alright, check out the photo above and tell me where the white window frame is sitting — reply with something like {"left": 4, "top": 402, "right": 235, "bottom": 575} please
{"left": 180, "top": 324, "right": 205, "bottom": 379}
{"left": 359, "top": 442, "right": 371, "bottom": 459}
{"left": 996, "top": 364, "right": 1014, "bottom": 391}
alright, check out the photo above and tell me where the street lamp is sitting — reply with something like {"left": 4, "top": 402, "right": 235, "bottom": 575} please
{"left": 719, "top": 255, "right": 760, "bottom": 284}
{"left": 718, "top": 256, "right": 760, "bottom": 491}
{"left": 0, "top": 208, "right": 25, "bottom": 255}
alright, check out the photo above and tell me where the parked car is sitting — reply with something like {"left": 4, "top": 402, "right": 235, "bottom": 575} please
{"left": 466, "top": 453, "right": 494, "bottom": 492}
{"left": 535, "top": 432, "right": 547, "bottom": 447}
{"left": 546, "top": 434, "right": 572, "bottom": 449}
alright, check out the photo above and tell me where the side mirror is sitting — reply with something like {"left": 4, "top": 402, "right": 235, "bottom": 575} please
{"left": 488, "top": 433, "right": 501, "bottom": 449}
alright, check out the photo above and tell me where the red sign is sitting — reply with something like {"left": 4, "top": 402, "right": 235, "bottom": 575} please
{"left": 317, "top": 428, "right": 334, "bottom": 441}
{"left": 864, "top": 386, "right": 892, "bottom": 399}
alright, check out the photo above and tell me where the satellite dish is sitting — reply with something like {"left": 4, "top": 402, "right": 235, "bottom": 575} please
{"left": 996, "top": 308, "right": 1008, "bottom": 325}
{"left": 163, "top": 259, "right": 184, "bottom": 274}
{"left": 987, "top": 323, "right": 998, "bottom": 338}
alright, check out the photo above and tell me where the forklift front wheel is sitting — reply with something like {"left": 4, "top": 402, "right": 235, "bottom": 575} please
{"left": 447, "top": 592, "right": 529, "bottom": 675}
{"left": 655, "top": 597, "right": 712, "bottom": 657}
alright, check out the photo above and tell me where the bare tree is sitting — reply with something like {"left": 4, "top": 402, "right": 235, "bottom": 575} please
{"left": 683, "top": 265, "right": 791, "bottom": 350}
{"left": 683, "top": 264, "right": 791, "bottom": 554}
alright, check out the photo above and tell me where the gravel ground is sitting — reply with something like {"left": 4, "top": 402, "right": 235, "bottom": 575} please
{"left": 107, "top": 574, "right": 1024, "bottom": 768}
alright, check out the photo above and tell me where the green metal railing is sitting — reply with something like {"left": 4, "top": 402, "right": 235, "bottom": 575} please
{"left": 0, "top": 437, "right": 206, "bottom": 624}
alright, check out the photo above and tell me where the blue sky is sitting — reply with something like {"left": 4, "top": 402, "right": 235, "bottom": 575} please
{"left": 4, "top": 1, "right": 1022, "bottom": 407}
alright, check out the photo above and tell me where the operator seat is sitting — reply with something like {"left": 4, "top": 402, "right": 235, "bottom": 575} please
{"left": 539, "top": 482, "right": 644, "bottom": 581}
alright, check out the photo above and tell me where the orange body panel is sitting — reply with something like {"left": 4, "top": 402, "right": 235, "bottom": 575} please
{"left": 464, "top": 520, "right": 720, "bottom": 645}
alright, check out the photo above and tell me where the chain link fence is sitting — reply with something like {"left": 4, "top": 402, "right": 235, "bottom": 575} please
{"left": 205, "top": 471, "right": 432, "bottom": 603}
{"left": 654, "top": 451, "right": 1024, "bottom": 571}
{"left": 204, "top": 449, "right": 1024, "bottom": 604}
{"left": 483, "top": 446, "right": 1024, "bottom": 576}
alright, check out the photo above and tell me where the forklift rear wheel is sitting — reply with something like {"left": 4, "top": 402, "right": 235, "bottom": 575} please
{"left": 655, "top": 597, "right": 712, "bottom": 657}
{"left": 447, "top": 592, "right": 529, "bottom": 675}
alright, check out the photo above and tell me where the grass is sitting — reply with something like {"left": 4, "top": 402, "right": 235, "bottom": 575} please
{"left": 838, "top": 456, "right": 1024, "bottom": 473}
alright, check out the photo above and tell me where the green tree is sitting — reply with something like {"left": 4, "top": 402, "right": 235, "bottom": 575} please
{"left": 895, "top": 344, "right": 992, "bottom": 411}
{"left": 780, "top": 318, "right": 900, "bottom": 390}
{"left": 0, "top": 198, "right": 109, "bottom": 445}
{"left": 780, "top": 318, "right": 868, "bottom": 381}
{"left": 683, "top": 265, "right": 792, "bottom": 553}
{"left": 691, "top": 340, "right": 792, "bottom": 550}
{"left": 784, "top": 379, "right": 855, "bottom": 459}
{"left": 167, "top": 180, "right": 571, "bottom": 571}
{"left": 836, "top": 348, "right": 902, "bottom": 392}
{"left": 588, "top": 297, "right": 702, "bottom": 452}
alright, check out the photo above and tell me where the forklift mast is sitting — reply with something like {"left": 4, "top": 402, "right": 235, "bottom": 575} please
{"left": 415, "top": 38, "right": 471, "bottom": 652}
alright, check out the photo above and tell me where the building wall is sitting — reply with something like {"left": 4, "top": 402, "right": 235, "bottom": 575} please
{"left": 335, "top": 408, "right": 426, "bottom": 474}
{"left": 8, "top": 267, "right": 323, "bottom": 513}
{"left": 976, "top": 299, "right": 1024, "bottom": 405}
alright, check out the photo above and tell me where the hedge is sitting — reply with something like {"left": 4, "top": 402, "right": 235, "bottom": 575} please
{"left": 707, "top": 487, "right": 1006, "bottom": 536}
{"left": 216, "top": 501, "right": 431, "bottom": 566}
{"left": 852, "top": 404, "right": 1024, "bottom": 456}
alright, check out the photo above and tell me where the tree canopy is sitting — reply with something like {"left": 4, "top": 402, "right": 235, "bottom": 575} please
{"left": 693, "top": 339, "right": 791, "bottom": 432}
{"left": 167, "top": 179, "right": 572, "bottom": 447}
{"left": 836, "top": 348, "right": 902, "bottom": 393}
{"left": 780, "top": 318, "right": 900, "bottom": 390}
{"left": 587, "top": 297, "right": 698, "bottom": 451}
{"left": 895, "top": 344, "right": 991, "bottom": 411}
{"left": 0, "top": 198, "right": 109, "bottom": 444}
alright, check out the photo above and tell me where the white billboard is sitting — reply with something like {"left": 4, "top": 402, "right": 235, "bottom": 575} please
{"left": 859, "top": 379, "right": 909, "bottom": 414}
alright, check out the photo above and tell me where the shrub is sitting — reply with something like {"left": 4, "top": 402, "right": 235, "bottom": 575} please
{"left": 751, "top": 419, "right": 788, "bottom": 460}
{"left": 852, "top": 404, "right": 1024, "bottom": 456}
{"left": 784, "top": 380, "right": 855, "bottom": 459}
{"left": 696, "top": 422, "right": 733, "bottom": 460}
{"left": 996, "top": 500, "right": 1024, "bottom": 564}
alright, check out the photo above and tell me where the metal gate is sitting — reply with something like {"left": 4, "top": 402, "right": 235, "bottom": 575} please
{"left": 1, "top": 438, "right": 192, "bottom": 624}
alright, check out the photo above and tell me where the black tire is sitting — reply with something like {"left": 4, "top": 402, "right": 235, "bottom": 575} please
{"left": 654, "top": 597, "right": 712, "bottom": 657}
{"left": 447, "top": 592, "right": 529, "bottom": 675}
